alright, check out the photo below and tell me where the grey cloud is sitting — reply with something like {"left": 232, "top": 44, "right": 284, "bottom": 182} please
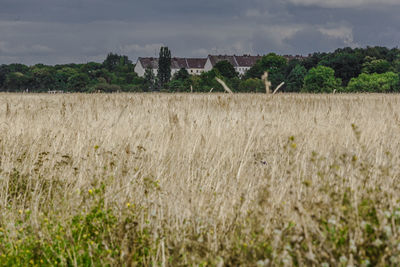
{"left": 0, "top": 42, "right": 53, "bottom": 56}
{"left": 0, "top": 0, "right": 399, "bottom": 64}
{"left": 286, "top": 0, "right": 400, "bottom": 8}
{"left": 283, "top": 27, "right": 354, "bottom": 54}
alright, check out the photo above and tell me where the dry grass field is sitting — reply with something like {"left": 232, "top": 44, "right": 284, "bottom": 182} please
{"left": 1, "top": 93, "right": 400, "bottom": 266}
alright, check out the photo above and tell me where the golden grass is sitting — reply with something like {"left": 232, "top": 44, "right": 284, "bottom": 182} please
{"left": 1, "top": 93, "right": 400, "bottom": 266}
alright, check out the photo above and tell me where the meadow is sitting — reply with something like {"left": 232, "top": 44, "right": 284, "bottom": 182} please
{"left": 0, "top": 93, "right": 400, "bottom": 266}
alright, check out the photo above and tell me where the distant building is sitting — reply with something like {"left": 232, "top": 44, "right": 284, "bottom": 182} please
{"left": 134, "top": 57, "right": 207, "bottom": 77}
{"left": 185, "top": 58, "right": 208, "bottom": 75}
{"left": 134, "top": 57, "right": 159, "bottom": 77}
{"left": 282, "top": 55, "right": 309, "bottom": 61}
{"left": 134, "top": 54, "right": 266, "bottom": 77}
{"left": 204, "top": 55, "right": 262, "bottom": 76}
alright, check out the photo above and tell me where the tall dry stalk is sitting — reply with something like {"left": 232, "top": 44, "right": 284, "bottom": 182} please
{"left": 215, "top": 77, "right": 233, "bottom": 94}
{"left": 261, "top": 71, "right": 271, "bottom": 94}
{"left": 0, "top": 93, "right": 399, "bottom": 266}
{"left": 5, "top": 102, "right": 10, "bottom": 117}
{"left": 273, "top": 82, "right": 285, "bottom": 94}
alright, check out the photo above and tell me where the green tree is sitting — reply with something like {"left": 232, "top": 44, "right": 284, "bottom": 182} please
{"left": 157, "top": 47, "right": 171, "bottom": 89}
{"left": 80, "top": 62, "right": 102, "bottom": 78}
{"left": 55, "top": 67, "right": 79, "bottom": 91}
{"left": 187, "top": 75, "right": 203, "bottom": 92}
{"left": 303, "top": 66, "right": 342, "bottom": 93}
{"left": 168, "top": 80, "right": 187, "bottom": 92}
{"left": 320, "top": 51, "right": 363, "bottom": 85}
{"left": 93, "top": 68, "right": 112, "bottom": 84}
{"left": 169, "top": 68, "right": 191, "bottom": 92}
{"left": 123, "top": 72, "right": 139, "bottom": 84}
{"left": 238, "top": 78, "right": 264, "bottom": 93}
{"left": 301, "top": 52, "right": 327, "bottom": 71}
{"left": 103, "top": 53, "right": 131, "bottom": 72}
{"left": 245, "top": 53, "right": 287, "bottom": 88}
{"left": 143, "top": 67, "right": 156, "bottom": 92}
{"left": 0, "top": 65, "right": 7, "bottom": 89}
{"left": 198, "top": 69, "right": 222, "bottom": 92}
{"left": 4, "top": 72, "right": 31, "bottom": 91}
{"left": 228, "top": 77, "right": 241, "bottom": 92}
{"left": 392, "top": 56, "right": 400, "bottom": 74}
{"left": 67, "top": 73, "right": 90, "bottom": 92}
{"left": 285, "top": 64, "right": 307, "bottom": 92}
{"left": 363, "top": 46, "right": 391, "bottom": 60}
{"left": 361, "top": 57, "right": 392, "bottom": 74}
{"left": 0, "top": 63, "right": 30, "bottom": 90}
{"left": 346, "top": 72, "right": 399, "bottom": 93}
{"left": 30, "top": 66, "right": 56, "bottom": 91}
{"left": 5, "top": 63, "right": 30, "bottom": 73}
{"left": 173, "top": 68, "right": 190, "bottom": 81}
{"left": 213, "top": 60, "right": 237, "bottom": 79}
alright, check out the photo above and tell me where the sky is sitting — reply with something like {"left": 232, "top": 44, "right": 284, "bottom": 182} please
{"left": 1, "top": 0, "right": 400, "bottom": 65}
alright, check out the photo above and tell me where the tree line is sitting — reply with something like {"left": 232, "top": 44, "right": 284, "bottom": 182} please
{"left": 1, "top": 46, "right": 400, "bottom": 93}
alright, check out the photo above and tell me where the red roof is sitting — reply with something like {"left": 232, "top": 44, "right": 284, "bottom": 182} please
{"left": 171, "top": 58, "right": 188, "bottom": 69}
{"left": 139, "top": 55, "right": 262, "bottom": 69}
{"left": 186, "top": 58, "right": 207, "bottom": 69}
{"left": 138, "top": 57, "right": 158, "bottom": 69}
{"left": 208, "top": 55, "right": 262, "bottom": 67}
{"left": 234, "top": 55, "right": 262, "bottom": 67}
{"left": 139, "top": 57, "right": 207, "bottom": 69}
{"left": 208, "top": 55, "right": 238, "bottom": 67}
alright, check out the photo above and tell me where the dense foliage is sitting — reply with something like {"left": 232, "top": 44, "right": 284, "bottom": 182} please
{"left": 2, "top": 46, "right": 400, "bottom": 93}
{"left": 346, "top": 72, "right": 399, "bottom": 93}
{"left": 303, "top": 66, "right": 342, "bottom": 93}
{"left": 157, "top": 47, "right": 171, "bottom": 89}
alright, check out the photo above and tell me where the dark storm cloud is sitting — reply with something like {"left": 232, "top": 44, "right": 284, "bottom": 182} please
{"left": 283, "top": 27, "right": 352, "bottom": 54}
{"left": 0, "top": 0, "right": 399, "bottom": 64}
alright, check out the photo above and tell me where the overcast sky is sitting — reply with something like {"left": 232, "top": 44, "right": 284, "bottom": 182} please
{"left": 1, "top": 0, "right": 400, "bottom": 65}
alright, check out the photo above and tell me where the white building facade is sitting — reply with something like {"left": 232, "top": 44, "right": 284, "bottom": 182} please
{"left": 134, "top": 55, "right": 262, "bottom": 77}
{"left": 134, "top": 57, "right": 207, "bottom": 77}
{"left": 134, "top": 57, "right": 159, "bottom": 77}
{"left": 204, "top": 55, "right": 262, "bottom": 76}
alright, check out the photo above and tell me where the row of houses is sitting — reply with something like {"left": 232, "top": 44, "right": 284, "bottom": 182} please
{"left": 134, "top": 55, "right": 263, "bottom": 77}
